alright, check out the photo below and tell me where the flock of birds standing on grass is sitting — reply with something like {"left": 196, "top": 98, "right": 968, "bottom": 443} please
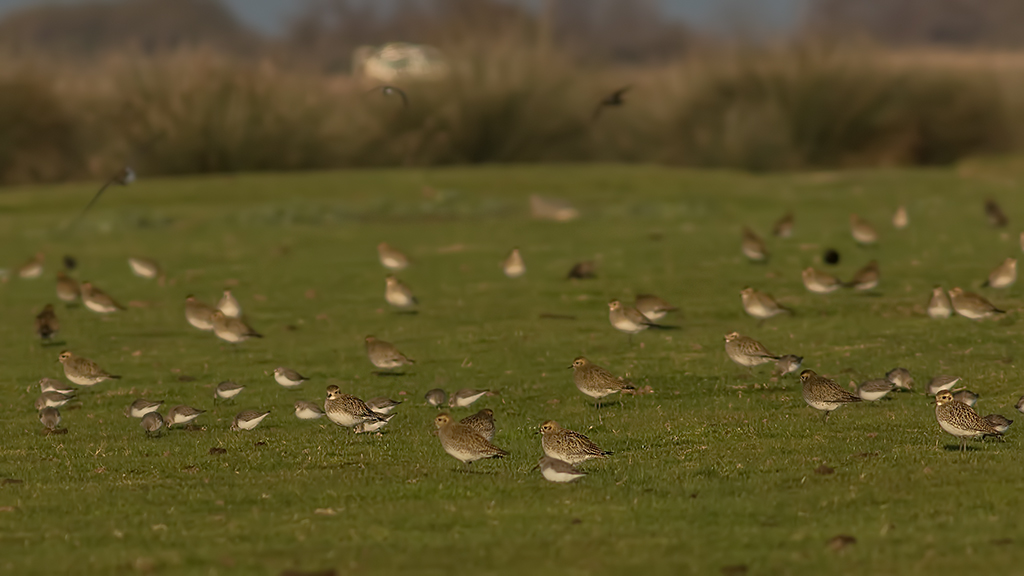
{"left": 10, "top": 190, "right": 1024, "bottom": 484}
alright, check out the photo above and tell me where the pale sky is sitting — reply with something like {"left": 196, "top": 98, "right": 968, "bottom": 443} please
{"left": 0, "top": 0, "right": 807, "bottom": 35}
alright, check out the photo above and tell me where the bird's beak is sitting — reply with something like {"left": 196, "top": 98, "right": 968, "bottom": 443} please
{"left": 566, "top": 365, "right": 573, "bottom": 369}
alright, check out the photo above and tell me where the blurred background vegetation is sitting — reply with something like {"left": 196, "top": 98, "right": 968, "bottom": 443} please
{"left": 2, "top": 0, "right": 1024, "bottom": 185}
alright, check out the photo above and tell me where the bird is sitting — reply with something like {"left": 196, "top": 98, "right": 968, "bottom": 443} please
{"left": 567, "top": 261, "right": 596, "bottom": 279}
{"left": 985, "top": 199, "right": 1008, "bottom": 228}
{"left": 124, "top": 399, "right": 163, "bottom": 418}
{"left": 802, "top": 268, "right": 843, "bottom": 294}
{"left": 370, "top": 85, "right": 409, "bottom": 107}
{"left": 502, "top": 248, "right": 526, "bottom": 278}
{"left": 934, "top": 390, "right": 1001, "bottom": 449}
{"left": 39, "top": 406, "right": 61, "bottom": 431}
{"left": 80, "top": 282, "right": 125, "bottom": 313}
{"left": 569, "top": 357, "right": 634, "bottom": 404}
{"left": 927, "top": 287, "right": 953, "bottom": 319}
{"left": 634, "top": 294, "right": 678, "bottom": 322}
{"left": 165, "top": 405, "right": 206, "bottom": 428}
{"left": 425, "top": 389, "right": 447, "bottom": 408}
{"left": 608, "top": 299, "right": 672, "bottom": 341}
{"left": 855, "top": 379, "right": 894, "bottom": 401}
{"left": 741, "top": 227, "right": 768, "bottom": 262}
{"left": 800, "top": 370, "right": 862, "bottom": 422}
{"left": 294, "top": 400, "right": 324, "bottom": 420}
{"left": 592, "top": 86, "right": 630, "bottom": 120}
{"left": 952, "top": 390, "right": 978, "bottom": 407}
{"left": 140, "top": 411, "right": 164, "bottom": 437}
{"left": 35, "top": 392, "right": 74, "bottom": 409}
{"left": 460, "top": 409, "right": 496, "bottom": 442}
{"left": 353, "top": 419, "right": 393, "bottom": 434}
{"left": 885, "top": 368, "right": 914, "bottom": 391}
{"left": 538, "top": 420, "right": 611, "bottom": 465}
{"left": 73, "top": 166, "right": 136, "bottom": 226}
{"left": 823, "top": 249, "right": 840, "bottom": 265}
{"left": 58, "top": 351, "right": 120, "bottom": 386}
{"left": 724, "top": 332, "right": 780, "bottom": 369}
{"left": 323, "top": 385, "right": 390, "bottom": 429}
{"left": 535, "top": 456, "right": 586, "bottom": 483}
{"left": 449, "top": 389, "right": 491, "bottom": 408}
{"left": 217, "top": 290, "right": 243, "bottom": 318}
{"left": 365, "top": 336, "right": 414, "bottom": 370}
{"left": 948, "top": 288, "right": 1004, "bottom": 320}
{"left": 847, "top": 260, "right": 879, "bottom": 291}
{"left": 773, "top": 355, "right": 803, "bottom": 377}
{"left": 377, "top": 243, "right": 409, "bottom": 271}
{"left": 773, "top": 212, "right": 794, "bottom": 238}
{"left": 365, "top": 397, "right": 403, "bottom": 415}
{"left": 983, "top": 258, "right": 1017, "bottom": 289}
{"left": 231, "top": 410, "right": 270, "bottom": 431}
{"left": 984, "top": 414, "right": 1014, "bottom": 434}
{"left": 740, "top": 288, "right": 791, "bottom": 320}
{"left": 18, "top": 253, "right": 45, "bottom": 279}
{"left": 35, "top": 304, "right": 59, "bottom": 342}
{"left": 384, "top": 275, "right": 417, "bottom": 310}
{"left": 927, "top": 375, "right": 961, "bottom": 396}
{"left": 433, "top": 413, "right": 507, "bottom": 465}
{"left": 55, "top": 272, "right": 80, "bottom": 303}
{"left": 273, "top": 367, "right": 307, "bottom": 388}
{"left": 849, "top": 214, "right": 878, "bottom": 245}
{"left": 185, "top": 295, "right": 217, "bottom": 331}
{"left": 211, "top": 311, "right": 262, "bottom": 343}
{"left": 1017, "top": 395, "right": 1024, "bottom": 414}
{"left": 38, "top": 378, "right": 75, "bottom": 395}
{"left": 127, "top": 257, "right": 161, "bottom": 280}
{"left": 214, "top": 381, "right": 245, "bottom": 401}
{"left": 892, "top": 206, "right": 908, "bottom": 229}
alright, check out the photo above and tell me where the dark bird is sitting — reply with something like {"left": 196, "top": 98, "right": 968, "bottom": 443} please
{"left": 592, "top": 86, "right": 630, "bottom": 120}
{"left": 567, "top": 261, "right": 596, "bottom": 279}
{"left": 62, "top": 255, "right": 77, "bottom": 270}
{"left": 823, "top": 249, "right": 840, "bottom": 265}
{"left": 370, "top": 85, "right": 409, "bottom": 107}
{"left": 35, "top": 304, "right": 59, "bottom": 342}
{"left": 985, "top": 199, "right": 1008, "bottom": 228}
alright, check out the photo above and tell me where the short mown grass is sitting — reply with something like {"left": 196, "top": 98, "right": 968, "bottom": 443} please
{"left": 1, "top": 164, "right": 1023, "bottom": 575}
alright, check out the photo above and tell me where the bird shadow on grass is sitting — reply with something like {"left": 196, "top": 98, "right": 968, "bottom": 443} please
{"left": 453, "top": 466, "right": 499, "bottom": 475}
{"left": 594, "top": 400, "right": 622, "bottom": 410}
{"left": 373, "top": 371, "right": 409, "bottom": 377}
{"left": 41, "top": 340, "right": 67, "bottom": 348}
{"left": 942, "top": 444, "right": 981, "bottom": 452}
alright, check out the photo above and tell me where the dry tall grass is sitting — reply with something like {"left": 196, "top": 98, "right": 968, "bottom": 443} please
{"left": 1, "top": 41, "right": 1023, "bottom": 185}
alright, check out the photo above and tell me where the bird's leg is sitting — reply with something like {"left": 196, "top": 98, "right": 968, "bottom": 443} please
{"left": 822, "top": 411, "right": 830, "bottom": 424}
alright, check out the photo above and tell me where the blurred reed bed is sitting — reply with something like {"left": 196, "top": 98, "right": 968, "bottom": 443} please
{"left": 1, "top": 40, "right": 1023, "bottom": 185}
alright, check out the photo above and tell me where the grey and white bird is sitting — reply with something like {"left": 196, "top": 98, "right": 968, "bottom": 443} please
{"left": 740, "top": 287, "right": 791, "bottom": 320}
{"left": 885, "top": 367, "right": 914, "bottom": 391}
{"left": 80, "top": 282, "right": 125, "bottom": 314}
{"left": 984, "top": 414, "right": 1014, "bottom": 434}
{"left": 231, "top": 409, "right": 270, "bottom": 431}
{"left": 802, "top": 267, "right": 843, "bottom": 294}
{"left": 124, "top": 399, "right": 163, "bottom": 418}
{"left": 35, "top": 391, "right": 74, "bottom": 409}
{"left": 211, "top": 310, "right": 262, "bottom": 343}
{"left": 365, "top": 397, "right": 403, "bottom": 415}
{"left": 55, "top": 271, "right": 80, "bottom": 303}
{"left": 849, "top": 214, "right": 878, "bottom": 245}
{"left": 634, "top": 294, "right": 678, "bottom": 322}
{"left": 502, "top": 248, "right": 526, "bottom": 278}
{"left": 983, "top": 258, "right": 1017, "bottom": 289}
{"left": 892, "top": 206, "right": 908, "bottom": 229}
{"left": 448, "top": 388, "right": 490, "bottom": 408}
{"left": 294, "top": 400, "right": 324, "bottom": 420}
{"left": 773, "top": 354, "right": 804, "bottom": 377}
{"left": 141, "top": 412, "right": 164, "bottom": 437}
{"left": 952, "top": 389, "right": 978, "bottom": 407}
{"left": 800, "top": 369, "right": 862, "bottom": 422}
{"left": 377, "top": 243, "right": 410, "bottom": 271}
{"left": 127, "top": 257, "right": 161, "bottom": 280}
{"left": 165, "top": 405, "right": 206, "bottom": 428}
{"left": 385, "top": 275, "right": 417, "bottom": 310}
{"left": 353, "top": 419, "right": 393, "bottom": 434}
{"left": 927, "top": 375, "right": 961, "bottom": 396}
{"left": 724, "top": 332, "right": 780, "bottom": 369}
{"left": 535, "top": 456, "right": 586, "bottom": 483}
{"left": 365, "top": 336, "right": 414, "bottom": 370}
{"left": 847, "top": 260, "right": 879, "bottom": 291}
{"left": 1016, "top": 395, "right": 1024, "bottom": 414}
{"left": 214, "top": 380, "right": 245, "bottom": 401}
{"left": 855, "top": 379, "right": 894, "bottom": 401}
{"left": 608, "top": 299, "right": 672, "bottom": 341}
{"left": 773, "top": 212, "right": 794, "bottom": 238}
{"left": 927, "top": 287, "right": 953, "bottom": 319}
{"left": 425, "top": 388, "right": 447, "bottom": 408}
{"left": 273, "top": 367, "right": 307, "bottom": 388}
{"left": 39, "top": 406, "right": 61, "bottom": 431}
{"left": 184, "top": 295, "right": 217, "bottom": 331}
{"left": 948, "top": 288, "right": 1004, "bottom": 320}
{"left": 39, "top": 378, "right": 75, "bottom": 395}
{"left": 934, "top": 390, "right": 1001, "bottom": 449}
{"left": 18, "top": 253, "right": 44, "bottom": 279}
{"left": 217, "top": 290, "right": 243, "bottom": 318}
{"left": 741, "top": 227, "right": 768, "bottom": 262}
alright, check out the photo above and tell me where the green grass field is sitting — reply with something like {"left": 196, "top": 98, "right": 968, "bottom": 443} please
{"left": 2, "top": 164, "right": 1024, "bottom": 575}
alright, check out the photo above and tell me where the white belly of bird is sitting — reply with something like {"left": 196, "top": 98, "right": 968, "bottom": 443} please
{"left": 804, "top": 397, "right": 843, "bottom": 412}
{"left": 218, "top": 301, "right": 242, "bottom": 318}
{"left": 275, "top": 374, "right": 303, "bottom": 387}
{"left": 295, "top": 407, "right": 322, "bottom": 420}
{"left": 938, "top": 419, "right": 983, "bottom": 438}
{"left": 57, "top": 287, "right": 78, "bottom": 302}
{"left": 541, "top": 466, "right": 584, "bottom": 483}
{"left": 326, "top": 410, "right": 364, "bottom": 428}
{"left": 954, "top": 305, "right": 989, "bottom": 320}
{"left": 20, "top": 263, "right": 43, "bottom": 278}
{"left": 727, "top": 349, "right": 771, "bottom": 367}
{"left": 854, "top": 279, "right": 879, "bottom": 291}
{"left": 372, "top": 357, "right": 403, "bottom": 369}
{"left": 236, "top": 414, "right": 268, "bottom": 430}
{"left": 852, "top": 229, "right": 876, "bottom": 244}
{"left": 381, "top": 256, "right": 407, "bottom": 271}
{"left": 858, "top": 389, "right": 890, "bottom": 401}
{"left": 443, "top": 444, "right": 482, "bottom": 463}
{"left": 216, "top": 388, "right": 242, "bottom": 399}
{"left": 214, "top": 326, "right": 245, "bottom": 343}
{"left": 453, "top": 393, "right": 487, "bottom": 407}
{"left": 386, "top": 291, "right": 413, "bottom": 308}
{"left": 84, "top": 298, "right": 117, "bottom": 313}
{"left": 577, "top": 384, "right": 616, "bottom": 399}
{"left": 742, "top": 300, "right": 779, "bottom": 319}
{"left": 355, "top": 420, "right": 389, "bottom": 433}
{"left": 742, "top": 245, "right": 766, "bottom": 261}
{"left": 610, "top": 315, "right": 644, "bottom": 334}
{"left": 639, "top": 309, "right": 666, "bottom": 321}
{"left": 66, "top": 373, "right": 105, "bottom": 386}
{"left": 129, "top": 260, "right": 158, "bottom": 278}
{"left": 370, "top": 405, "right": 396, "bottom": 415}
{"left": 804, "top": 278, "right": 839, "bottom": 294}
{"left": 131, "top": 405, "right": 161, "bottom": 418}
{"left": 187, "top": 315, "right": 214, "bottom": 331}
{"left": 928, "top": 302, "right": 952, "bottom": 319}
{"left": 169, "top": 413, "right": 200, "bottom": 426}
{"left": 503, "top": 262, "right": 525, "bottom": 278}
{"left": 990, "top": 272, "right": 1016, "bottom": 289}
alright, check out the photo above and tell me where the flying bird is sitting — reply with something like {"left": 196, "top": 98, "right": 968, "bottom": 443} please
{"left": 369, "top": 85, "right": 409, "bottom": 107}
{"left": 592, "top": 86, "right": 630, "bottom": 120}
